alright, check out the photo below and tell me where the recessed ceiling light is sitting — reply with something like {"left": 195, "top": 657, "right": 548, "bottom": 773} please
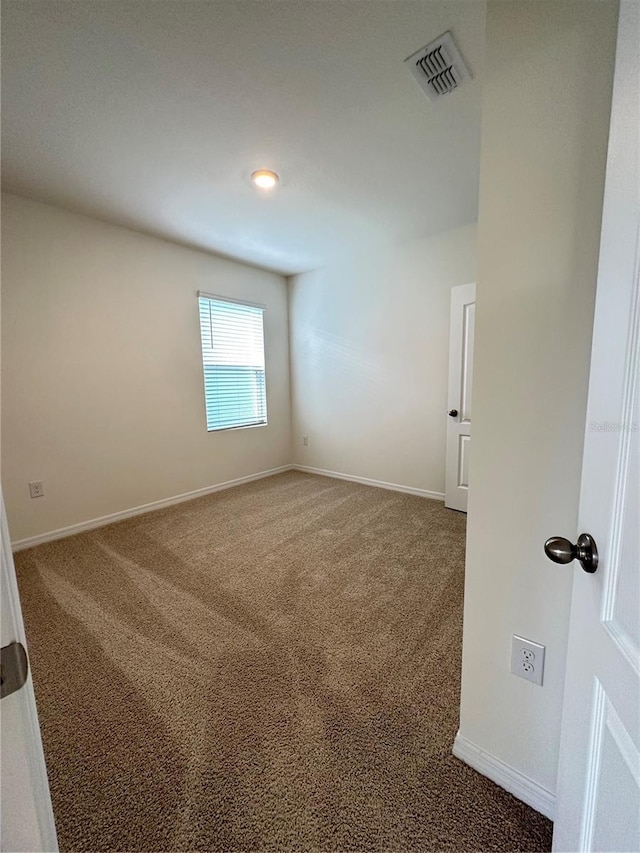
{"left": 251, "top": 169, "right": 279, "bottom": 190}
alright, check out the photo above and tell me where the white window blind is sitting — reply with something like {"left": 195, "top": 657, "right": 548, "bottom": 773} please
{"left": 198, "top": 294, "right": 267, "bottom": 431}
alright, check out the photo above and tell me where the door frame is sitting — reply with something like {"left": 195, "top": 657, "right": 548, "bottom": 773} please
{"left": 1, "top": 490, "right": 58, "bottom": 852}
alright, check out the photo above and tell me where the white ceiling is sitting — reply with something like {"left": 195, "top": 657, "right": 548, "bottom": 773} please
{"left": 1, "top": 1, "right": 484, "bottom": 275}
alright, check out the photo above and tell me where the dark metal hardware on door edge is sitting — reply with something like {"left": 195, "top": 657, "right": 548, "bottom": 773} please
{"left": 544, "top": 533, "right": 599, "bottom": 573}
{"left": 448, "top": 409, "right": 458, "bottom": 418}
{"left": 0, "top": 642, "right": 29, "bottom": 699}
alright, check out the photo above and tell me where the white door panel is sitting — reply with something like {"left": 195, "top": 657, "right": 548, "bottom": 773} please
{"left": 552, "top": 4, "right": 639, "bottom": 850}
{"left": 445, "top": 283, "right": 475, "bottom": 512}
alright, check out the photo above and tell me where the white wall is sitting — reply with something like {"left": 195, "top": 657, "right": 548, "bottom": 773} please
{"left": 459, "top": 0, "right": 619, "bottom": 802}
{"left": 1, "top": 194, "right": 291, "bottom": 542}
{"left": 288, "top": 224, "right": 476, "bottom": 495}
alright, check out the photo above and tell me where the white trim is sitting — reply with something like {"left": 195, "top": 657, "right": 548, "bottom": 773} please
{"left": 11, "top": 466, "right": 294, "bottom": 551}
{"left": 11, "top": 464, "right": 444, "bottom": 551}
{"left": 197, "top": 290, "right": 266, "bottom": 310}
{"left": 453, "top": 732, "right": 556, "bottom": 820}
{"left": 2, "top": 491, "right": 59, "bottom": 850}
{"left": 293, "top": 465, "right": 445, "bottom": 501}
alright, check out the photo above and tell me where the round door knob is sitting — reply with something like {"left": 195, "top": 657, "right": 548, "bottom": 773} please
{"left": 448, "top": 409, "right": 458, "bottom": 418}
{"left": 544, "top": 533, "right": 598, "bottom": 573}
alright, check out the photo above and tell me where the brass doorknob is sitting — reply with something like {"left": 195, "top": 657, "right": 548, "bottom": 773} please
{"left": 544, "top": 533, "right": 598, "bottom": 573}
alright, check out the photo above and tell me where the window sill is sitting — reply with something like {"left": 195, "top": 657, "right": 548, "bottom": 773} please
{"left": 206, "top": 421, "right": 268, "bottom": 433}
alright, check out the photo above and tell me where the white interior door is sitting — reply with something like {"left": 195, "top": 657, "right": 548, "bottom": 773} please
{"left": 552, "top": 4, "right": 639, "bottom": 850}
{"left": 445, "top": 282, "right": 475, "bottom": 512}
{"left": 0, "top": 490, "right": 58, "bottom": 852}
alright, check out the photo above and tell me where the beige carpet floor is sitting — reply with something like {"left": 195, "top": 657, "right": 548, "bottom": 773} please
{"left": 15, "top": 471, "right": 552, "bottom": 852}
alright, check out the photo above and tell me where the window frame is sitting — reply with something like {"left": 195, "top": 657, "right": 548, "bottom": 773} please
{"left": 197, "top": 290, "right": 268, "bottom": 433}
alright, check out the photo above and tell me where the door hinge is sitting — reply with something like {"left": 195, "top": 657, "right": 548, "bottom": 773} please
{"left": 0, "top": 642, "right": 29, "bottom": 699}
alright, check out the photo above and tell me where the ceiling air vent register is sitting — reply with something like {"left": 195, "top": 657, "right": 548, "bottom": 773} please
{"left": 405, "top": 31, "right": 471, "bottom": 102}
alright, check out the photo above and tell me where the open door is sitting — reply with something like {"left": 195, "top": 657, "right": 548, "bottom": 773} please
{"left": 550, "top": 4, "right": 639, "bottom": 850}
{"left": 1, "top": 490, "right": 58, "bottom": 852}
{"left": 445, "top": 282, "right": 475, "bottom": 512}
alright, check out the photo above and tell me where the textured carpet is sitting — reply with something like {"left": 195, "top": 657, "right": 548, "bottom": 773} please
{"left": 15, "top": 471, "right": 553, "bottom": 852}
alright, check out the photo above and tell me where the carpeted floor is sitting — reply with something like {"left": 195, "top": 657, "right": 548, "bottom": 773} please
{"left": 15, "top": 471, "right": 553, "bottom": 852}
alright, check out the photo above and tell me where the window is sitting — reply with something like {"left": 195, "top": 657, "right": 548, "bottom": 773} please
{"left": 198, "top": 293, "right": 267, "bottom": 431}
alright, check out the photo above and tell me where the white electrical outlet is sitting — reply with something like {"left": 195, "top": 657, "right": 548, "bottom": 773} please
{"left": 303, "top": 434, "right": 309, "bottom": 446}
{"left": 511, "top": 635, "right": 545, "bottom": 686}
{"left": 29, "top": 480, "right": 45, "bottom": 499}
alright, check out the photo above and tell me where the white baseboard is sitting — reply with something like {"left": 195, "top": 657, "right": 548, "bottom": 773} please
{"left": 12, "top": 463, "right": 443, "bottom": 551}
{"left": 453, "top": 732, "right": 556, "bottom": 820}
{"left": 11, "top": 465, "right": 294, "bottom": 552}
{"left": 293, "top": 464, "right": 445, "bottom": 502}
